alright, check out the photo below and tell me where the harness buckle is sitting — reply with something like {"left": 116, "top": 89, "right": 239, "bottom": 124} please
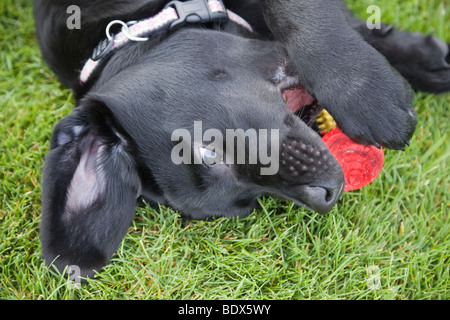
{"left": 165, "top": 0, "right": 229, "bottom": 30}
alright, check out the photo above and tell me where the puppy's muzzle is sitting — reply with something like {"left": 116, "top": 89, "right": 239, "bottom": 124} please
{"left": 277, "top": 136, "right": 345, "bottom": 214}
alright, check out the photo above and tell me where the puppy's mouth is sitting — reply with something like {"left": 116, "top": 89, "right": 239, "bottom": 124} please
{"left": 281, "top": 83, "right": 323, "bottom": 128}
{"left": 279, "top": 81, "right": 386, "bottom": 196}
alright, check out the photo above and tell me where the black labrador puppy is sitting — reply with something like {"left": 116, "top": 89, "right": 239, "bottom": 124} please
{"left": 34, "top": 0, "right": 450, "bottom": 279}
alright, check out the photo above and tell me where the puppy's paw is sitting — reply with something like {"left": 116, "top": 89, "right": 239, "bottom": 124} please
{"left": 401, "top": 36, "right": 450, "bottom": 93}
{"left": 318, "top": 45, "right": 417, "bottom": 150}
{"left": 374, "top": 29, "right": 450, "bottom": 93}
{"left": 332, "top": 91, "right": 417, "bottom": 151}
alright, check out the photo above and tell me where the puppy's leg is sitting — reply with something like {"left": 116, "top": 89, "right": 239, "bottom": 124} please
{"left": 40, "top": 99, "right": 141, "bottom": 281}
{"left": 261, "top": 0, "right": 416, "bottom": 150}
{"left": 347, "top": 16, "right": 450, "bottom": 94}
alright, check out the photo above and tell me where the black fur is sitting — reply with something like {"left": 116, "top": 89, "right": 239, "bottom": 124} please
{"left": 34, "top": 0, "right": 450, "bottom": 280}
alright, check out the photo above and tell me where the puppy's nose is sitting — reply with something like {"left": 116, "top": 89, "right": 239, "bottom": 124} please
{"left": 301, "top": 183, "right": 344, "bottom": 214}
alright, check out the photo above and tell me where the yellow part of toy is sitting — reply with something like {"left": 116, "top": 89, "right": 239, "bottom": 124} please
{"left": 316, "top": 109, "right": 337, "bottom": 133}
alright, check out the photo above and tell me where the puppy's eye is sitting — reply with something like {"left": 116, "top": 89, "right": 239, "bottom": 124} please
{"left": 199, "top": 147, "right": 223, "bottom": 167}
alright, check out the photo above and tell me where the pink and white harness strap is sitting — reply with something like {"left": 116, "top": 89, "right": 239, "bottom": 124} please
{"left": 80, "top": 0, "right": 253, "bottom": 84}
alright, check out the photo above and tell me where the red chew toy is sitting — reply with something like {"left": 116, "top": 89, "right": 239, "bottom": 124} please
{"left": 322, "top": 128, "right": 384, "bottom": 192}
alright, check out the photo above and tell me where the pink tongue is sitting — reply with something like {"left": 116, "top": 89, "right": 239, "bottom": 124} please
{"left": 282, "top": 87, "right": 315, "bottom": 113}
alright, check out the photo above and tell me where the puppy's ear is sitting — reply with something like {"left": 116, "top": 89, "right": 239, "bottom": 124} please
{"left": 40, "top": 98, "right": 141, "bottom": 281}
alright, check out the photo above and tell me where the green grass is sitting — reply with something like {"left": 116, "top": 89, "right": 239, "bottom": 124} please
{"left": 0, "top": 0, "right": 449, "bottom": 300}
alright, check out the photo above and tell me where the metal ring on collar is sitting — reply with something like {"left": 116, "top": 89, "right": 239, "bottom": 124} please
{"left": 105, "top": 20, "right": 149, "bottom": 43}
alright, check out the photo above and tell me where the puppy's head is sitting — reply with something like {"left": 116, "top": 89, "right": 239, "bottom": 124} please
{"left": 41, "top": 29, "right": 344, "bottom": 279}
